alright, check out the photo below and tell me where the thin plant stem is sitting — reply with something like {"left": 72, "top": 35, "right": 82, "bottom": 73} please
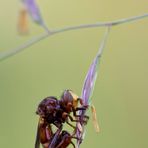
{"left": 0, "top": 33, "right": 49, "bottom": 61}
{"left": 0, "top": 13, "right": 148, "bottom": 62}
{"left": 52, "top": 13, "right": 148, "bottom": 33}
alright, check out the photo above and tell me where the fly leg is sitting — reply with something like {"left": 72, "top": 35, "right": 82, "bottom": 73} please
{"left": 65, "top": 114, "right": 81, "bottom": 129}
{"left": 55, "top": 139, "right": 76, "bottom": 148}
{"left": 55, "top": 131, "right": 80, "bottom": 148}
{"left": 66, "top": 114, "right": 86, "bottom": 134}
{"left": 72, "top": 107, "right": 89, "bottom": 125}
{"left": 66, "top": 114, "right": 85, "bottom": 127}
{"left": 62, "top": 112, "right": 79, "bottom": 129}
{"left": 66, "top": 120, "right": 76, "bottom": 129}
{"left": 70, "top": 141, "right": 76, "bottom": 148}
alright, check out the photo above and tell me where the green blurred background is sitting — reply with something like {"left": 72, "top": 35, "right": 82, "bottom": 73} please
{"left": 0, "top": 0, "right": 148, "bottom": 147}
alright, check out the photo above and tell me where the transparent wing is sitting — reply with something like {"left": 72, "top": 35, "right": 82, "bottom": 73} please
{"left": 76, "top": 27, "right": 110, "bottom": 148}
{"left": 21, "top": 0, "right": 49, "bottom": 32}
{"left": 35, "top": 121, "right": 40, "bottom": 148}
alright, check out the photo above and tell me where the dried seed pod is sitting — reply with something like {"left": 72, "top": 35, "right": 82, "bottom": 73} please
{"left": 18, "top": 7, "right": 29, "bottom": 34}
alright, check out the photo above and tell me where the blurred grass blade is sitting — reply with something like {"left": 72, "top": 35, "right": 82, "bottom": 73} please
{"left": 82, "top": 27, "right": 110, "bottom": 105}
{"left": 76, "top": 27, "right": 110, "bottom": 148}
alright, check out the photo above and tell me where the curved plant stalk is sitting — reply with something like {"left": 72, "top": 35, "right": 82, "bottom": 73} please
{"left": 76, "top": 27, "right": 110, "bottom": 148}
{"left": 0, "top": 32, "right": 49, "bottom": 61}
{"left": 0, "top": 13, "right": 148, "bottom": 62}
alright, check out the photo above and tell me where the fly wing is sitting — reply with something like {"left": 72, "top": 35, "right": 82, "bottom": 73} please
{"left": 76, "top": 27, "right": 110, "bottom": 147}
{"left": 21, "top": 0, "right": 49, "bottom": 32}
{"left": 35, "top": 121, "right": 40, "bottom": 148}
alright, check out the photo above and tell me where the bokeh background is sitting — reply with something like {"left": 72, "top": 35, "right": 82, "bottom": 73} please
{"left": 0, "top": 0, "right": 148, "bottom": 148}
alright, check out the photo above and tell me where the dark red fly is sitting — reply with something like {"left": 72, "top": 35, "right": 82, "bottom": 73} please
{"left": 35, "top": 90, "right": 89, "bottom": 148}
